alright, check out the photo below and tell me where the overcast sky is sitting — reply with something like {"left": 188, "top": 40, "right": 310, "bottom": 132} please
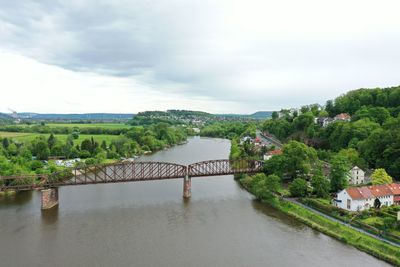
{"left": 1, "top": 0, "right": 400, "bottom": 114}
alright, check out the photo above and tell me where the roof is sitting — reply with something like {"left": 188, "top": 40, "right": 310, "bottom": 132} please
{"left": 368, "top": 184, "right": 393, "bottom": 197}
{"left": 387, "top": 183, "right": 400, "bottom": 195}
{"left": 267, "top": 149, "right": 282, "bottom": 156}
{"left": 335, "top": 113, "right": 351, "bottom": 120}
{"left": 345, "top": 183, "right": 400, "bottom": 200}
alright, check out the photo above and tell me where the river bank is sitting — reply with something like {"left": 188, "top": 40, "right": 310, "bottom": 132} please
{"left": 239, "top": 180, "right": 400, "bottom": 266}
{"left": 0, "top": 137, "right": 392, "bottom": 267}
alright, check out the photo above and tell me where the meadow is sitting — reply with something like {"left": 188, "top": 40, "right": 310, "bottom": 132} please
{"left": 45, "top": 123, "right": 131, "bottom": 129}
{"left": 0, "top": 131, "right": 121, "bottom": 145}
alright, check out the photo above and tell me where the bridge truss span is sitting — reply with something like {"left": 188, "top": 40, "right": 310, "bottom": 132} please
{"left": 47, "top": 161, "right": 188, "bottom": 187}
{"left": 0, "top": 159, "right": 264, "bottom": 209}
{"left": 188, "top": 159, "right": 264, "bottom": 177}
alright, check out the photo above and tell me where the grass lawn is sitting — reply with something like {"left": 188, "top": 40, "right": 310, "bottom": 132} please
{"left": 0, "top": 132, "right": 32, "bottom": 138}
{"left": 45, "top": 123, "right": 131, "bottom": 129}
{"left": 0, "top": 131, "right": 121, "bottom": 144}
{"left": 362, "top": 217, "right": 384, "bottom": 227}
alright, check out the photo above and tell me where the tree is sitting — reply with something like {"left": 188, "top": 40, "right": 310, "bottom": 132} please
{"left": 272, "top": 111, "right": 279, "bottom": 120}
{"left": 72, "top": 131, "right": 79, "bottom": 139}
{"left": 101, "top": 140, "right": 107, "bottom": 150}
{"left": 371, "top": 168, "right": 393, "bottom": 185}
{"left": 2, "top": 137, "right": 9, "bottom": 149}
{"left": 311, "top": 167, "right": 330, "bottom": 198}
{"left": 265, "top": 174, "right": 281, "bottom": 193}
{"left": 289, "top": 178, "right": 308, "bottom": 197}
{"left": 35, "top": 140, "right": 50, "bottom": 160}
{"left": 47, "top": 134, "right": 56, "bottom": 150}
{"left": 251, "top": 173, "right": 281, "bottom": 200}
{"left": 282, "top": 141, "right": 318, "bottom": 179}
{"left": 329, "top": 155, "right": 350, "bottom": 192}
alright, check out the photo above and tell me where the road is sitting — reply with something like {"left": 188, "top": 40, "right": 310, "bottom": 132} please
{"left": 285, "top": 197, "right": 400, "bottom": 248}
{"left": 256, "top": 130, "right": 283, "bottom": 148}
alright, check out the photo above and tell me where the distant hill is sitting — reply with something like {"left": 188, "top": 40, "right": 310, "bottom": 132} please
{"left": 16, "top": 113, "right": 135, "bottom": 121}
{"left": 215, "top": 111, "right": 273, "bottom": 119}
{"left": 0, "top": 113, "right": 13, "bottom": 120}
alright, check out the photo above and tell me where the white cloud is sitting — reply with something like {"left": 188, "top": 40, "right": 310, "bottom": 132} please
{"left": 1, "top": 0, "right": 400, "bottom": 113}
{"left": 0, "top": 51, "right": 242, "bottom": 113}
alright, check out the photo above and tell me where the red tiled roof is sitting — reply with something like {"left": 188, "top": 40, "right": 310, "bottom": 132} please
{"left": 368, "top": 184, "right": 393, "bottom": 197}
{"left": 394, "top": 196, "right": 400, "bottom": 202}
{"left": 268, "top": 149, "right": 282, "bottom": 156}
{"left": 346, "top": 184, "right": 397, "bottom": 200}
{"left": 335, "top": 113, "right": 351, "bottom": 120}
{"left": 387, "top": 183, "right": 400, "bottom": 195}
{"left": 346, "top": 187, "right": 365, "bottom": 200}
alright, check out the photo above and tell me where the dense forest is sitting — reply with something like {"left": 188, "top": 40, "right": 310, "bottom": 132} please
{"left": 262, "top": 86, "right": 400, "bottom": 178}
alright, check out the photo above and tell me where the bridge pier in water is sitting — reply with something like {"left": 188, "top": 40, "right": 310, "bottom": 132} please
{"left": 183, "top": 175, "right": 191, "bottom": 198}
{"left": 41, "top": 188, "right": 59, "bottom": 209}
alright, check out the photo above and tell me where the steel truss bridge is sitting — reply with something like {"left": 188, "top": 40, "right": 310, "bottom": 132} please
{"left": 0, "top": 159, "right": 264, "bottom": 209}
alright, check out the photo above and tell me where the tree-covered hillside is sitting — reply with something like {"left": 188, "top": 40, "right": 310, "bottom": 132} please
{"left": 262, "top": 86, "right": 400, "bottom": 178}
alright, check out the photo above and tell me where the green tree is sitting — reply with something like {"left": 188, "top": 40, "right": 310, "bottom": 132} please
{"left": 101, "top": 140, "right": 107, "bottom": 150}
{"left": 311, "top": 170, "right": 330, "bottom": 198}
{"left": 35, "top": 140, "right": 50, "bottom": 160}
{"left": 47, "top": 134, "right": 56, "bottom": 150}
{"left": 371, "top": 168, "right": 393, "bottom": 185}
{"left": 2, "top": 137, "right": 9, "bottom": 149}
{"left": 329, "top": 155, "right": 350, "bottom": 192}
{"left": 282, "top": 141, "right": 318, "bottom": 179}
{"left": 289, "top": 178, "right": 308, "bottom": 197}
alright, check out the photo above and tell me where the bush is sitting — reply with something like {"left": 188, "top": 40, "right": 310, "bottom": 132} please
{"left": 289, "top": 178, "right": 308, "bottom": 197}
{"left": 79, "top": 150, "right": 91, "bottom": 159}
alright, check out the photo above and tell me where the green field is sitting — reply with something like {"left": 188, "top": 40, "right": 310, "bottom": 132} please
{"left": 45, "top": 123, "right": 131, "bottom": 129}
{"left": 0, "top": 131, "right": 121, "bottom": 144}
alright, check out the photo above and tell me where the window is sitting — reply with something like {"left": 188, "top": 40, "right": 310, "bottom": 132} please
{"left": 347, "top": 199, "right": 351, "bottom": 210}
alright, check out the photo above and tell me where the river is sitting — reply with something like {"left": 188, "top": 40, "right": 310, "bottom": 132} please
{"left": 0, "top": 137, "right": 390, "bottom": 266}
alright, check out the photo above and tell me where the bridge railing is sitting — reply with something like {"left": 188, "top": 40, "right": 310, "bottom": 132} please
{"left": 188, "top": 159, "right": 263, "bottom": 177}
{"left": 0, "top": 159, "right": 264, "bottom": 190}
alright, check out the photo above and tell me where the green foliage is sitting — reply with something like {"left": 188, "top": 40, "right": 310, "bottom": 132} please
{"left": 289, "top": 178, "right": 308, "bottom": 197}
{"left": 261, "top": 119, "right": 291, "bottom": 140}
{"left": 329, "top": 155, "right": 350, "bottom": 192}
{"left": 200, "top": 121, "right": 257, "bottom": 139}
{"left": 371, "top": 168, "right": 393, "bottom": 185}
{"left": 242, "top": 173, "right": 281, "bottom": 200}
{"left": 282, "top": 141, "right": 318, "bottom": 179}
{"left": 311, "top": 169, "right": 330, "bottom": 198}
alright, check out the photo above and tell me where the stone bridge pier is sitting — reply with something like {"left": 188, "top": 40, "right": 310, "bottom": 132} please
{"left": 41, "top": 188, "right": 59, "bottom": 209}
{"left": 183, "top": 175, "right": 191, "bottom": 198}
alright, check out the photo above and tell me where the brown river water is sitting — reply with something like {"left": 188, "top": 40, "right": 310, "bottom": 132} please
{"left": 0, "top": 137, "right": 391, "bottom": 266}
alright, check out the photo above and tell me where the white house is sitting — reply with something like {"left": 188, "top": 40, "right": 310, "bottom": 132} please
{"left": 335, "top": 184, "right": 395, "bottom": 211}
{"left": 349, "top": 166, "right": 365, "bottom": 185}
{"left": 315, "top": 117, "right": 334, "bottom": 127}
{"left": 263, "top": 149, "right": 282, "bottom": 161}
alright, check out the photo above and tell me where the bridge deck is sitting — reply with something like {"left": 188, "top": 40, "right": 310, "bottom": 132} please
{"left": 0, "top": 159, "right": 263, "bottom": 191}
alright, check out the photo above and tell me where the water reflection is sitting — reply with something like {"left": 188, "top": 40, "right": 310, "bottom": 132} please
{"left": 0, "top": 190, "right": 33, "bottom": 207}
{"left": 250, "top": 199, "right": 306, "bottom": 230}
{"left": 41, "top": 206, "right": 59, "bottom": 225}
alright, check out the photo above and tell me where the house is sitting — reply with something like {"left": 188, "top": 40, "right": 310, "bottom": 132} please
{"left": 349, "top": 166, "right": 365, "bottom": 185}
{"left": 263, "top": 149, "right": 282, "bottom": 161}
{"left": 240, "top": 136, "right": 253, "bottom": 145}
{"left": 367, "top": 184, "right": 394, "bottom": 207}
{"left": 335, "top": 184, "right": 397, "bottom": 211}
{"left": 334, "top": 113, "right": 351, "bottom": 122}
{"left": 387, "top": 183, "right": 400, "bottom": 205}
{"left": 315, "top": 117, "right": 334, "bottom": 127}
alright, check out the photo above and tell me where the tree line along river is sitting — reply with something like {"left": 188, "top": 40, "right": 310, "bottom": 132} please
{"left": 0, "top": 137, "right": 390, "bottom": 266}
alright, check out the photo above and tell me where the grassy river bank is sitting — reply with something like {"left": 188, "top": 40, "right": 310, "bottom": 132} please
{"left": 239, "top": 179, "right": 400, "bottom": 266}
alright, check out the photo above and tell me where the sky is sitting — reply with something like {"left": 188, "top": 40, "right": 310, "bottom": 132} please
{"left": 1, "top": 0, "right": 400, "bottom": 114}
